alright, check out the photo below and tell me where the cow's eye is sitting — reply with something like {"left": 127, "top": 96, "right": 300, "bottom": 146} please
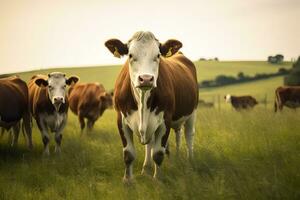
{"left": 129, "top": 54, "right": 133, "bottom": 59}
{"left": 157, "top": 54, "right": 160, "bottom": 58}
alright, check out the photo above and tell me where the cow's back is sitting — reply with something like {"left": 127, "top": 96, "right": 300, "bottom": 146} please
{"left": 69, "top": 83, "right": 105, "bottom": 115}
{"left": 0, "top": 76, "right": 29, "bottom": 122}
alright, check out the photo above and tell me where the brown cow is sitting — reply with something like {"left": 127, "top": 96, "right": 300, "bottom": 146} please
{"left": 68, "top": 82, "right": 113, "bottom": 131}
{"left": 274, "top": 86, "right": 300, "bottom": 112}
{"left": 105, "top": 31, "right": 198, "bottom": 181}
{"left": 28, "top": 72, "right": 78, "bottom": 155}
{"left": 225, "top": 94, "right": 258, "bottom": 110}
{"left": 0, "top": 76, "right": 32, "bottom": 148}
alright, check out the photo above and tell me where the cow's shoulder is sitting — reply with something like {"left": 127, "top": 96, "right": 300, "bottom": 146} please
{"left": 114, "top": 61, "right": 138, "bottom": 115}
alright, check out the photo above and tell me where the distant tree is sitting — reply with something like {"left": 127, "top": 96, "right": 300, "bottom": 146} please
{"left": 199, "top": 58, "right": 206, "bottom": 61}
{"left": 268, "top": 54, "right": 284, "bottom": 64}
{"left": 275, "top": 54, "right": 284, "bottom": 63}
{"left": 214, "top": 57, "right": 219, "bottom": 61}
{"left": 284, "top": 56, "right": 300, "bottom": 86}
{"left": 237, "top": 72, "right": 245, "bottom": 80}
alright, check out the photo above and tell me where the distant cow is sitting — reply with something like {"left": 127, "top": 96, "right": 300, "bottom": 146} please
{"left": 225, "top": 94, "right": 258, "bottom": 110}
{"left": 68, "top": 82, "right": 113, "bottom": 131}
{"left": 274, "top": 86, "right": 300, "bottom": 112}
{"left": 28, "top": 73, "right": 78, "bottom": 155}
{"left": 0, "top": 76, "right": 32, "bottom": 148}
{"left": 105, "top": 31, "right": 198, "bottom": 181}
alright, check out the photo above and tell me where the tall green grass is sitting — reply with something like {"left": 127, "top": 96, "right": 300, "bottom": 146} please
{"left": 0, "top": 108, "right": 299, "bottom": 199}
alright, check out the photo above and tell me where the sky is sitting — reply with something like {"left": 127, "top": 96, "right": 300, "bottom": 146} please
{"left": 0, "top": 0, "right": 299, "bottom": 74}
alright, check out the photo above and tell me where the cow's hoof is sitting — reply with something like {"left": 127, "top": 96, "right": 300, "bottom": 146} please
{"left": 55, "top": 147, "right": 61, "bottom": 154}
{"left": 141, "top": 165, "right": 152, "bottom": 176}
{"left": 43, "top": 151, "right": 50, "bottom": 156}
{"left": 123, "top": 176, "right": 134, "bottom": 185}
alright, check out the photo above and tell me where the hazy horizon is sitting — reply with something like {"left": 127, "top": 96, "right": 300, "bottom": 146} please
{"left": 0, "top": 0, "right": 299, "bottom": 74}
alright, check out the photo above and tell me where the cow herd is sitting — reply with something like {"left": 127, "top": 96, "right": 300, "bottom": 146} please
{"left": 0, "top": 31, "right": 300, "bottom": 181}
{"left": 0, "top": 73, "right": 113, "bottom": 155}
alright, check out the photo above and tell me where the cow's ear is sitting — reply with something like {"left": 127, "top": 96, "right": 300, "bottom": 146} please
{"left": 160, "top": 39, "right": 182, "bottom": 57}
{"left": 105, "top": 39, "right": 128, "bottom": 58}
{"left": 35, "top": 78, "right": 48, "bottom": 87}
{"left": 66, "top": 76, "right": 79, "bottom": 85}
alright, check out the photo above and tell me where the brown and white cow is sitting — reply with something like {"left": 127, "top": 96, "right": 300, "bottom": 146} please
{"left": 274, "top": 86, "right": 300, "bottom": 112}
{"left": 105, "top": 31, "right": 198, "bottom": 181}
{"left": 28, "top": 72, "right": 78, "bottom": 155}
{"left": 0, "top": 76, "right": 32, "bottom": 148}
{"left": 225, "top": 94, "right": 258, "bottom": 110}
{"left": 68, "top": 82, "right": 113, "bottom": 132}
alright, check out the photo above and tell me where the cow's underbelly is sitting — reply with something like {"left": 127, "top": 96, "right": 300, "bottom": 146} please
{"left": 41, "top": 112, "right": 67, "bottom": 132}
{"left": 123, "top": 110, "right": 164, "bottom": 137}
{"left": 284, "top": 101, "right": 300, "bottom": 108}
{"left": 123, "top": 109, "right": 193, "bottom": 135}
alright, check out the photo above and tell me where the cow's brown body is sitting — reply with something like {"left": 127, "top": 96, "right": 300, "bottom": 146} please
{"left": 0, "top": 76, "right": 32, "bottom": 148}
{"left": 68, "top": 83, "right": 113, "bottom": 131}
{"left": 274, "top": 86, "right": 300, "bottom": 112}
{"left": 226, "top": 95, "right": 258, "bottom": 110}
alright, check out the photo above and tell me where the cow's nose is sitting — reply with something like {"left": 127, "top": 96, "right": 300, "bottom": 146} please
{"left": 54, "top": 97, "right": 63, "bottom": 103}
{"left": 138, "top": 75, "right": 154, "bottom": 88}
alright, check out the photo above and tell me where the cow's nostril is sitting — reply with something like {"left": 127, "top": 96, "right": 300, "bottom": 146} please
{"left": 138, "top": 76, "right": 144, "bottom": 83}
{"left": 150, "top": 76, "right": 154, "bottom": 82}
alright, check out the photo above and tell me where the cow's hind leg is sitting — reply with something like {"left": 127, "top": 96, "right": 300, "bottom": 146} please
{"left": 11, "top": 123, "right": 20, "bottom": 147}
{"left": 184, "top": 111, "right": 196, "bottom": 159}
{"left": 175, "top": 128, "right": 181, "bottom": 154}
{"left": 87, "top": 119, "right": 95, "bottom": 131}
{"left": 79, "top": 115, "right": 85, "bottom": 131}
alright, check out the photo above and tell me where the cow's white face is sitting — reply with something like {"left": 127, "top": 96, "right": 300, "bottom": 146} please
{"left": 35, "top": 72, "right": 79, "bottom": 111}
{"left": 128, "top": 39, "right": 160, "bottom": 90}
{"left": 47, "top": 74, "right": 67, "bottom": 110}
{"left": 225, "top": 94, "right": 231, "bottom": 103}
{"left": 104, "top": 31, "right": 183, "bottom": 91}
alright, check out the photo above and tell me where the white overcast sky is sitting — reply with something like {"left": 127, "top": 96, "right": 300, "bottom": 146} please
{"left": 0, "top": 0, "right": 299, "bottom": 74}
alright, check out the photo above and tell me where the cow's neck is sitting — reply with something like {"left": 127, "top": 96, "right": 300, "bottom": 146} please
{"left": 131, "top": 84, "right": 152, "bottom": 134}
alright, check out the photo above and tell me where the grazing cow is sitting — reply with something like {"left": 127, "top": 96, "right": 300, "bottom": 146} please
{"left": 105, "top": 31, "right": 198, "bottom": 181}
{"left": 274, "top": 86, "right": 300, "bottom": 112}
{"left": 28, "top": 72, "right": 78, "bottom": 155}
{"left": 68, "top": 82, "right": 113, "bottom": 131}
{"left": 0, "top": 76, "right": 32, "bottom": 148}
{"left": 225, "top": 94, "right": 258, "bottom": 110}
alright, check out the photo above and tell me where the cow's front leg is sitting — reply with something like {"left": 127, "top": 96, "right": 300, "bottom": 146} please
{"left": 55, "top": 116, "right": 67, "bottom": 154}
{"left": 37, "top": 117, "right": 50, "bottom": 155}
{"left": 141, "top": 143, "right": 152, "bottom": 175}
{"left": 122, "top": 125, "right": 135, "bottom": 182}
{"left": 152, "top": 124, "right": 170, "bottom": 179}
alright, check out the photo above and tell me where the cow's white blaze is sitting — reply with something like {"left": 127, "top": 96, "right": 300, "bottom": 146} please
{"left": 127, "top": 34, "right": 160, "bottom": 89}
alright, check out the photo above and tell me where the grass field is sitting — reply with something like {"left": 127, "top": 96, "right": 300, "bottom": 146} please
{"left": 1, "top": 61, "right": 299, "bottom": 199}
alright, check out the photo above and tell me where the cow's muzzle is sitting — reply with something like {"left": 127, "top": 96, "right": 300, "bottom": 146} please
{"left": 137, "top": 75, "right": 154, "bottom": 90}
{"left": 53, "top": 96, "right": 64, "bottom": 111}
